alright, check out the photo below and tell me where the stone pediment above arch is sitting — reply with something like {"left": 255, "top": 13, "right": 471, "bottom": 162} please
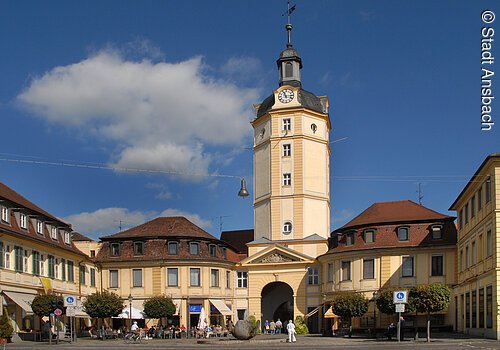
{"left": 241, "top": 244, "right": 314, "bottom": 265}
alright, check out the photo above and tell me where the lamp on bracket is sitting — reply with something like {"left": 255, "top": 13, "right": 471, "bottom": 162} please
{"left": 238, "top": 177, "right": 249, "bottom": 198}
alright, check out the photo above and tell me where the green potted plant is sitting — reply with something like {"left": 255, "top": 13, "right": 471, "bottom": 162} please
{"left": 0, "top": 308, "right": 14, "bottom": 345}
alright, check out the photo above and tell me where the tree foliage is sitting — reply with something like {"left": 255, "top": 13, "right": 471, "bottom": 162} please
{"left": 31, "top": 294, "right": 62, "bottom": 317}
{"left": 82, "top": 291, "right": 123, "bottom": 319}
{"left": 409, "top": 284, "right": 451, "bottom": 314}
{"left": 376, "top": 288, "right": 415, "bottom": 315}
{"left": 294, "top": 315, "right": 309, "bottom": 335}
{"left": 331, "top": 293, "right": 368, "bottom": 322}
{"left": 0, "top": 309, "right": 13, "bottom": 338}
{"left": 142, "top": 295, "right": 175, "bottom": 321}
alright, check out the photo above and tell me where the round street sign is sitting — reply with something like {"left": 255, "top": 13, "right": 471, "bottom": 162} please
{"left": 393, "top": 290, "right": 408, "bottom": 304}
{"left": 54, "top": 308, "right": 63, "bottom": 316}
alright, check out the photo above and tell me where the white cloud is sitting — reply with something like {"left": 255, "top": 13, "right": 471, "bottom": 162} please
{"left": 17, "top": 48, "right": 259, "bottom": 178}
{"left": 65, "top": 206, "right": 212, "bottom": 238}
{"left": 65, "top": 207, "right": 154, "bottom": 236}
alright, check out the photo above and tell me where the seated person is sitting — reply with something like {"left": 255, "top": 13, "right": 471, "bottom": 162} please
{"left": 384, "top": 323, "right": 396, "bottom": 339}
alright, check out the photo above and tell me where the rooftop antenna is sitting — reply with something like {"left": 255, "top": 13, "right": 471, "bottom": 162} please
{"left": 417, "top": 183, "right": 424, "bottom": 205}
{"left": 282, "top": 0, "right": 296, "bottom": 47}
{"left": 218, "top": 215, "right": 231, "bottom": 234}
{"left": 114, "top": 220, "right": 132, "bottom": 232}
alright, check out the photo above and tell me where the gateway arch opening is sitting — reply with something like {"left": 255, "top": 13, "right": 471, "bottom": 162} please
{"left": 261, "top": 282, "right": 293, "bottom": 326}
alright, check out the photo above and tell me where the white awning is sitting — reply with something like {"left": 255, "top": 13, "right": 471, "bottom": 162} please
{"left": 3, "top": 291, "right": 36, "bottom": 315}
{"left": 173, "top": 299, "right": 181, "bottom": 316}
{"left": 114, "top": 306, "right": 145, "bottom": 319}
{"left": 209, "top": 299, "right": 232, "bottom": 316}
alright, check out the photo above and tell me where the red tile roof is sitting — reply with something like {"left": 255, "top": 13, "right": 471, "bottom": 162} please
{"left": 338, "top": 200, "right": 453, "bottom": 230}
{"left": 0, "top": 182, "right": 86, "bottom": 257}
{"left": 72, "top": 231, "right": 94, "bottom": 241}
{"left": 220, "top": 229, "right": 254, "bottom": 254}
{"left": 100, "top": 217, "right": 216, "bottom": 241}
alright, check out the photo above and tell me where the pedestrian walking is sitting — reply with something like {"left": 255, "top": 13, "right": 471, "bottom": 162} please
{"left": 275, "top": 319, "right": 282, "bottom": 334}
{"left": 286, "top": 319, "right": 296, "bottom": 343}
{"left": 264, "top": 320, "right": 270, "bottom": 334}
{"left": 270, "top": 320, "right": 276, "bottom": 334}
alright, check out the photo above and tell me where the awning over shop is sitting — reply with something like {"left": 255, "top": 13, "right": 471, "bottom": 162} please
{"left": 173, "top": 299, "right": 181, "bottom": 316}
{"left": 209, "top": 299, "right": 232, "bottom": 316}
{"left": 324, "top": 307, "right": 340, "bottom": 319}
{"left": 305, "top": 305, "right": 321, "bottom": 318}
{"left": 114, "top": 306, "right": 145, "bottom": 319}
{"left": 2, "top": 291, "right": 36, "bottom": 315}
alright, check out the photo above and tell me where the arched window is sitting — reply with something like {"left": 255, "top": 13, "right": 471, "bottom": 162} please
{"left": 397, "top": 227, "right": 409, "bottom": 241}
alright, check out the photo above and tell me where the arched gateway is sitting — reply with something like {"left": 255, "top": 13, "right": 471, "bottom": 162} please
{"left": 261, "top": 282, "right": 294, "bottom": 326}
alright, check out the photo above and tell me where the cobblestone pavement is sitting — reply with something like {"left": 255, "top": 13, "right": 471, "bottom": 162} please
{"left": 5, "top": 334, "right": 500, "bottom": 350}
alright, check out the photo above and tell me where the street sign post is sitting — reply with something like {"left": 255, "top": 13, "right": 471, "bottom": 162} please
{"left": 64, "top": 295, "right": 76, "bottom": 307}
{"left": 393, "top": 290, "right": 407, "bottom": 343}
{"left": 395, "top": 304, "right": 405, "bottom": 313}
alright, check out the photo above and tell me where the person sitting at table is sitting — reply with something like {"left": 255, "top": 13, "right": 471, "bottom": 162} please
{"left": 148, "top": 326, "right": 156, "bottom": 338}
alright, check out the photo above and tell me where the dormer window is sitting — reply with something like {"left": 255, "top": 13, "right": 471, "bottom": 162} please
{"left": 363, "top": 230, "right": 375, "bottom": 244}
{"left": 36, "top": 220, "right": 44, "bottom": 235}
{"left": 189, "top": 242, "right": 199, "bottom": 255}
{"left": 431, "top": 225, "right": 443, "bottom": 240}
{"left": 1, "top": 206, "right": 9, "bottom": 223}
{"left": 168, "top": 242, "right": 178, "bottom": 255}
{"left": 209, "top": 244, "right": 216, "bottom": 257}
{"left": 64, "top": 231, "right": 71, "bottom": 245}
{"left": 133, "top": 242, "right": 144, "bottom": 256}
{"left": 20, "top": 214, "right": 27, "bottom": 229}
{"left": 51, "top": 226, "right": 58, "bottom": 240}
{"left": 221, "top": 247, "right": 227, "bottom": 259}
{"left": 110, "top": 243, "right": 120, "bottom": 257}
{"left": 346, "top": 232, "right": 355, "bottom": 246}
{"left": 397, "top": 227, "right": 409, "bottom": 241}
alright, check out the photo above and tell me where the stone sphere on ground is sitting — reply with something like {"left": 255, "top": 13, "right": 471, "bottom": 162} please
{"left": 230, "top": 320, "right": 258, "bottom": 340}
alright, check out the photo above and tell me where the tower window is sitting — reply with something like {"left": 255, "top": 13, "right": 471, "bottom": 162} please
{"left": 283, "top": 118, "right": 291, "bottom": 131}
{"left": 283, "top": 221, "right": 292, "bottom": 234}
{"left": 283, "top": 173, "right": 291, "bottom": 186}
{"left": 285, "top": 62, "right": 293, "bottom": 77}
{"left": 283, "top": 144, "right": 291, "bottom": 157}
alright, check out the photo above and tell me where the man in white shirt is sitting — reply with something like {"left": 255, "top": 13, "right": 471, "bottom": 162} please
{"left": 131, "top": 321, "right": 139, "bottom": 332}
{"left": 286, "top": 320, "right": 296, "bottom": 343}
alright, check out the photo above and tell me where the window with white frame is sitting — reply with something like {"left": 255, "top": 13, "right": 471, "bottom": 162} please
{"left": 283, "top": 118, "right": 291, "bottom": 131}
{"left": 363, "top": 230, "right": 374, "bottom": 243}
{"left": 237, "top": 271, "right": 248, "bottom": 288}
{"left": 67, "top": 260, "right": 74, "bottom": 282}
{"left": 64, "top": 231, "right": 71, "bottom": 245}
{"left": 346, "top": 232, "right": 355, "bottom": 246}
{"left": 210, "top": 269, "right": 220, "bottom": 287}
{"left": 308, "top": 267, "right": 319, "bottom": 285}
{"left": 283, "top": 144, "right": 291, "bottom": 157}
{"left": 190, "top": 268, "right": 201, "bottom": 287}
{"left": 431, "top": 225, "right": 443, "bottom": 240}
{"left": 363, "top": 258, "right": 375, "bottom": 279}
{"left": 397, "top": 227, "right": 409, "bottom": 241}
{"left": 283, "top": 221, "right": 292, "bottom": 234}
{"left": 402, "top": 256, "right": 414, "bottom": 277}
{"left": 36, "top": 220, "right": 44, "bottom": 234}
{"left": 168, "top": 268, "right": 178, "bottom": 287}
{"left": 109, "top": 269, "right": 118, "bottom": 288}
{"left": 4, "top": 245, "right": 10, "bottom": 269}
{"left": 51, "top": 226, "right": 58, "bottom": 240}
{"left": 23, "top": 250, "right": 29, "bottom": 273}
{"left": 341, "top": 261, "right": 351, "bottom": 281}
{"left": 1, "top": 207, "right": 9, "bottom": 223}
{"left": 20, "top": 214, "right": 27, "bottom": 229}
{"left": 39, "top": 254, "right": 45, "bottom": 276}
{"left": 327, "top": 263, "right": 334, "bottom": 282}
{"left": 431, "top": 255, "right": 444, "bottom": 276}
{"left": 226, "top": 270, "right": 231, "bottom": 289}
{"left": 132, "top": 269, "right": 142, "bottom": 287}
{"left": 189, "top": 242, "right": 199, "bottom": 255}
{"left": 32, "top": 251, "right": 40, "bottom": 275}
{"left": 283, "top": 173, "right": 291, "bottom": 186}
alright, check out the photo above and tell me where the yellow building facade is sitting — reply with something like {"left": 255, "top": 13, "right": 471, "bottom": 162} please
{"left": 450, "top": 153, "right": 500, "bottom": 338}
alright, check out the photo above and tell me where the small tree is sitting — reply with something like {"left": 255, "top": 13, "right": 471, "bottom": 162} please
{"left": 83, "top": 291, "right": 123, "bottom": 329}
{"left": 0, "top": 309, "right": 13, "bottom": 339}
{"left": 409, "top": 284, "right": 451, "bottom": 342}
{"left": 376, "top": 288, "right": 415, "bottom": 316}
{"left": 31, "top": 294, "right": 62, "bottom": 317}
{"left": 331, "top": 293, "right": 368, "bottom": 336}
{"left": 142, "top": 296, "right": 175, "bottom": 326}
{"left": 294, "top": 315, "right": 308, "bottom": 335}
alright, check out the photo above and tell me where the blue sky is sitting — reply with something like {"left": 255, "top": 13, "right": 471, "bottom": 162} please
{"left": 0, "top": 0, "right": 498, "bottom": 239}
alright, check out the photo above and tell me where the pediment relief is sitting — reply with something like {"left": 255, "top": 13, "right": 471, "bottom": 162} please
{"left": 252, "top": 251, "right": 300, "bottom": 264}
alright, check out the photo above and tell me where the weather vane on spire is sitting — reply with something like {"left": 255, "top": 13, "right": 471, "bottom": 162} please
{"left": 282, "top": 0, "right": 296, "bottom": 47}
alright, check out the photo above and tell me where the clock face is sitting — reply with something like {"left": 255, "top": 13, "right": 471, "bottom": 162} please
{"left": 278, "top": 89, "right": 294, "bottom": 103}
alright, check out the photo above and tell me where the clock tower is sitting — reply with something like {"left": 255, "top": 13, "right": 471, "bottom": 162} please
{"left": 250, "top": 20, "right": 331, "bottom": 258}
